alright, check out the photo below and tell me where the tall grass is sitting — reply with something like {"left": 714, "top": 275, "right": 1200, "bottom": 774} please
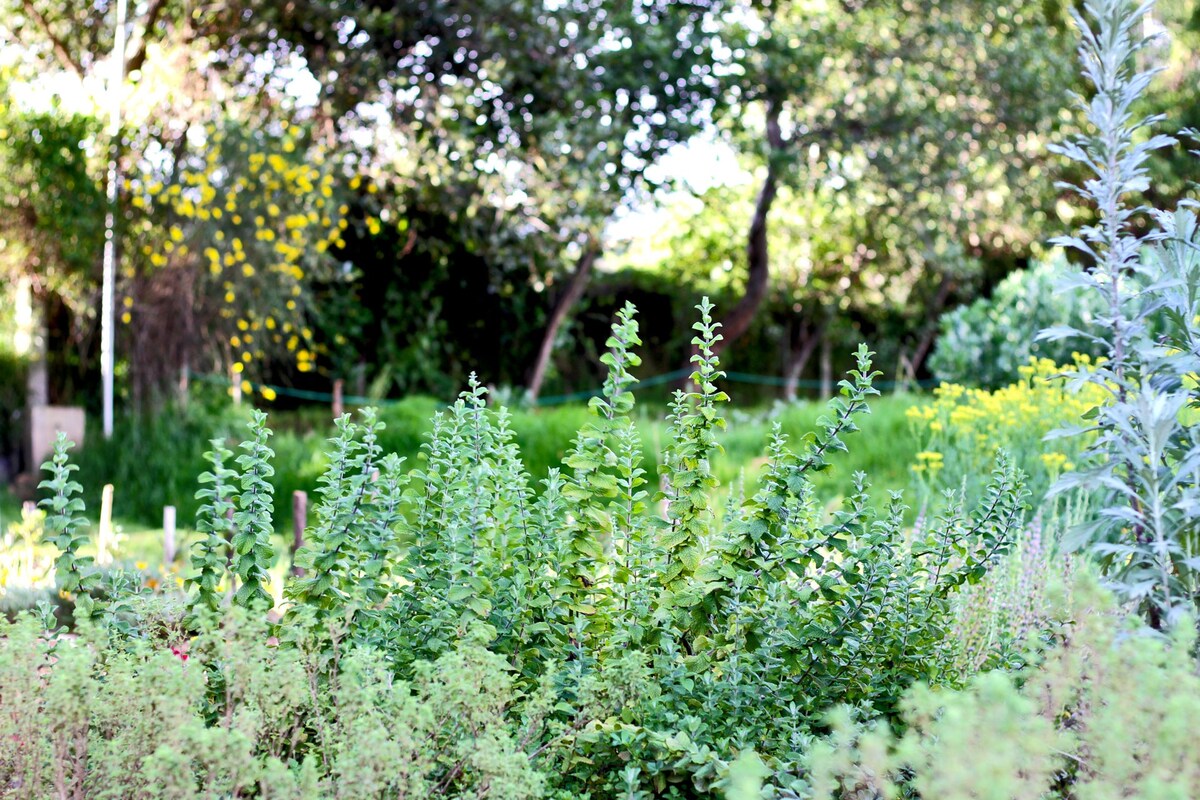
{"left": 71, "top": 393, "right": 921, "bottom": 531}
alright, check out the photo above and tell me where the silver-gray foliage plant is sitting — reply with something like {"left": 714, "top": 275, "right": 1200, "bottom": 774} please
{"left": 1045, "top": 0, "right": 1200, "bottom": 628}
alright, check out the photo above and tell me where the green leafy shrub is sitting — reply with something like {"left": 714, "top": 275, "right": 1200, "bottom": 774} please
{"left": 14, "top": 299, "right": 1030, "bottom": 798}
{"left": 929, "top": 255, "right": 1107, "bottom": 389}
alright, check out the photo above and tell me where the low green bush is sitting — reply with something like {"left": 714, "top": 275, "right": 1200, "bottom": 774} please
{"left": 807, "top": 576, "right": 1200, "bottom": 799}
{"left": 0, "top": 610, "right": 546, "bottom": 799}
{"left": 929, "top": 254, "right": 1107, "bottom": 389}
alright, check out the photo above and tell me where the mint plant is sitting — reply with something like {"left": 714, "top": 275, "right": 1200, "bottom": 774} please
{"left": 230, "top": 409, "right": 277, "bottom": 608}
{"left": 187, "top": 438, "right": 237, "bottom": 619}
{"left": 38, "top": 432, "right": 96, "bottom": 615}
{"left": 659, "top": 297, "right": 728, "bottom": 595}
{"left": 22, "top": 298, "right": 1035, "bottom": 797}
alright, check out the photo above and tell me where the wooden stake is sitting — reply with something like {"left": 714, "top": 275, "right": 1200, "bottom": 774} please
{"left": 332, "top": 378, "right": 344, "bottom": 419}
{"left": 162, "top": 505, "right": 176, "bottom": 565}
{"left": 98, "top": 484, "right": 114, "bottom": 566}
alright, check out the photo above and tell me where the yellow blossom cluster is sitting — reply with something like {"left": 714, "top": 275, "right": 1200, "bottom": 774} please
{"left": 912, "top": 450, "right": 944, "bottom": 474}
{"left": 907, "top": 354, "right": 1108, "bottom": 495}
{"left": 124, "top": 122, "right": 357, "bottom": 387}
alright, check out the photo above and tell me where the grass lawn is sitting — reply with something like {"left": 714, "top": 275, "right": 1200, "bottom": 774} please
{"left": 2, "top": 392, "right": 924, "bottom": 607}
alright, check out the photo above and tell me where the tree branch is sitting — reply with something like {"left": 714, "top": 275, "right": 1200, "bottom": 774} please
{"left": 20, "top": 0, "right": 84, "bottom": 77}
{"left": 124, "top": 0, "right": 170, "bottom": 75}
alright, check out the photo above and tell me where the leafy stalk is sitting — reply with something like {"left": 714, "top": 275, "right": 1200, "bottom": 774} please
{"left": 231, "top": 410, "right": 277, "bottom": 609}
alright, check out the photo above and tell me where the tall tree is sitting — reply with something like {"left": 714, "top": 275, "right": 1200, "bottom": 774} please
{"left": 710, "top": 0, "right": 1074, "bottom": 361}
{"left": 1, "top": 0, "right": 349, "bottom": 405}
{"left": 210, "top": 0, "right": 724, "bottom": 400}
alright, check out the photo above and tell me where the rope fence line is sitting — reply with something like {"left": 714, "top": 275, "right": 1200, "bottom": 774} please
{"left": 190, "top": 368, "right": 939, "bottom": 409}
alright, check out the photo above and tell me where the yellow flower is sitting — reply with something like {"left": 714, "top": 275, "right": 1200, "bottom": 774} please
{"left": 1040, "top": 452, "right": 1068, "bottom": 471}
{"left": 135, "top": 560, "right": 148, "bottom": 571}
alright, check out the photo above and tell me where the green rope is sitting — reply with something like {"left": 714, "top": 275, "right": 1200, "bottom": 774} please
{"left": 190, "top": 367, "right": 936, "bottom": 409}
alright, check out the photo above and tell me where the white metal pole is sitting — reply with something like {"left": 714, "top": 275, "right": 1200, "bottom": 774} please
{"left": 101, "top": 0, "right": 128, "bottom": 439}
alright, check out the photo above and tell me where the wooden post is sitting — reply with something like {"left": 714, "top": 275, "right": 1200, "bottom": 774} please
{"left": 291, "top": 490, "right": 307, "bottom": 577}
{"left": 98, "top": 484, "right": 114, "bottom": 566}
{"left": 178, "top": 362, "right": 189, "bottom": 408}
{"left": 162, "top": 505, "right": 176, "bottom": 565}
{"left": 332, "top": 378, "right": 344, "bottom": 419}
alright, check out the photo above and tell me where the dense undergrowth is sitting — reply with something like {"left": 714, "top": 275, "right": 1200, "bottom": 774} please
{"left": 5, "top": 1, "right": 1200, "bottom": 797}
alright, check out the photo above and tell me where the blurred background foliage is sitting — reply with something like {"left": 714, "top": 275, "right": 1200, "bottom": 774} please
{"left": 0, "top": 0, "right": 1198, "bottom": 491}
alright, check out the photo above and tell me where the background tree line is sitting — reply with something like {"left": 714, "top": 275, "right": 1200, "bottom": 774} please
{"left": 1, "top": 0, "right": 1198, "bottom": 427}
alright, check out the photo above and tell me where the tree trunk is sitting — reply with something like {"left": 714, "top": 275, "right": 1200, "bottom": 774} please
{"left": 819, "top": 334, "right": 833, "bottom": 398}
{"left": 909, "top": 274, "right": 955, "bottom": 378}
{"left": 783, "top": 316, "right": 826, "bottom": 402}
{"left": 15, "top": 275, "right": 48, "bottom": 409}
{"left": 526, "top": 242, "right": 600, "bottom": 404}
{"left": 714, "top": 101, "right": 785, "bottom": 355}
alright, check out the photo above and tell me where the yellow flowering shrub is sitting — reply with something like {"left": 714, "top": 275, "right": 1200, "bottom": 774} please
{"left": 907, "top": 355, "right": 1107, "bottom": 503}
{"left": 122, "top": 120, "right": 352, "bottom": 392}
